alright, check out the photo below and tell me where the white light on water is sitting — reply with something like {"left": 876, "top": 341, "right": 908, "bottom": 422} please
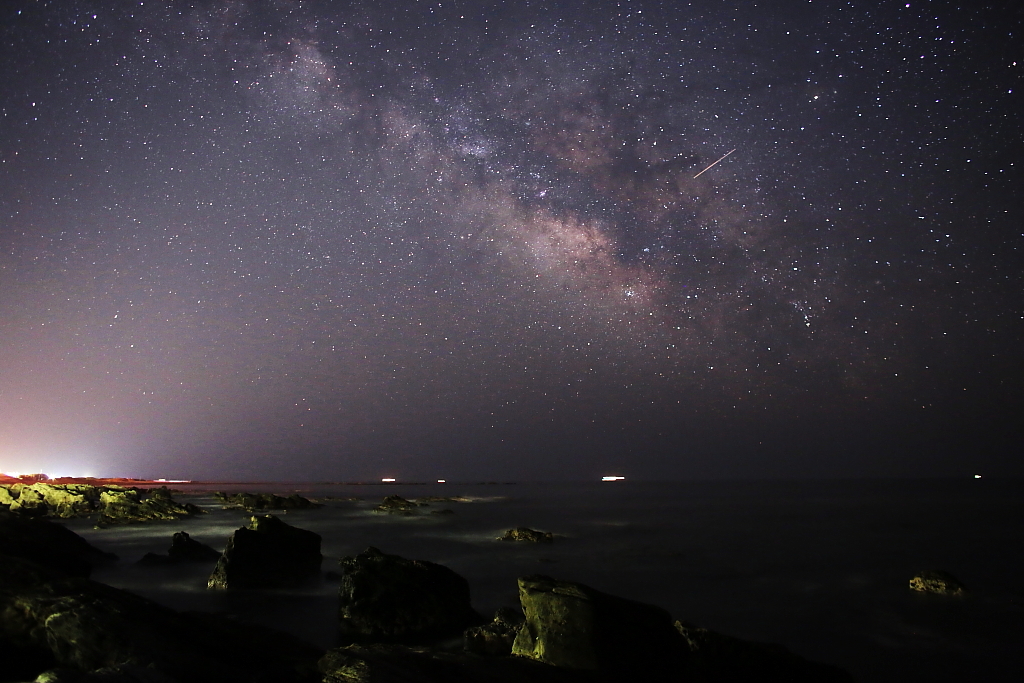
{"left": 601, "top": 476, "right": 626, "bottom": 481}
{"left": 381, "top": 478, "right": 396, "bottom": 482}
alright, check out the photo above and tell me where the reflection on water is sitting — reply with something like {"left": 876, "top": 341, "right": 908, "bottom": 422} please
{"left": 65, "top": 480, "right": 1024, "bottom": 683}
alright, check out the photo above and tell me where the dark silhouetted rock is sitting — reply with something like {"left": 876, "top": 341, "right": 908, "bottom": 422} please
{"left": 499, "top": 527, "right": 553, "bottom": 543}
{"left": 213, "top": 491, "right": 320, "bottom": 512}
{"left": 675, "top": 621, "right": 855, "bottom": 682}
{"left": 137, "top": 531, "right": 221, "bottom": 566}
{"left": 909, "top": 569, "right": 967, "bottom": 595}
{"left": 373, "top": 495, "right": 423, "bottom": 515}
{"left": 207, "top": 515, "right": 322, "bottom": 589}
{"left": 0, "top": 509, "right": 116, "bottom": 577}
{"left": 337, "top": 546, "right": 482, "bottom": 642}
{"left": 0, "top": 555, "right": 322, "bottom": 683}
{"left": 464, "top": 607, "right": 525, "bottom": 656}
{"left": 168, "top": 531, "right": 221, "bottom": 562}
{"left": 512, "top": 575, "right": 686, "bottom": 676}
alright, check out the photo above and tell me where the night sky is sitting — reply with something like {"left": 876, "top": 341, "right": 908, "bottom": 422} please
{"left": 1, "top": 0, "right": 1021, "bottom": 481}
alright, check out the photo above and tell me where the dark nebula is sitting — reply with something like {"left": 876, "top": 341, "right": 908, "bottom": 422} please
{"left": 1, "top": 0, "right": 1020, "bottom": 480}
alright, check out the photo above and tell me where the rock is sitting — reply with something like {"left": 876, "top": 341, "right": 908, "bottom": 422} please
{"left": 499, "top": 527, "right": 553, "bottom": 543}
{"left": 372, "top": 495, "right": 423, "bottom": 515}
{"left": 96, "top": 487, "right": 202, "bottom": 526}
{"left": 168, "top": 531, "right": 221, "bottom": 562}
{"left": 464, "top": 607, "right": 525, "bottom": 656}
{"left": 511, "top": 575, "right": 685, "bottom": 676}
{"left": 136, "top": 532, "right": 220, "bottom": 566}
{"left": 0, "top": 483, "right": 201, "bottom": 525}
{"left": 337, "top": 546, "right": 482, "bottom": 642}
{"left": 0, "top": 555, "right": 322, "bottom": 683}
{"left": 213, "top": 491, "right": 319, "bottom": 512}
{"left": 909, "top": 569, "right": 967, "bottom": 595}
{"left": 207, "top": 515, "right": 322, "bottom": 589}
{"left": 0, "top": 509, "right": 116, "bottom": 577}
{"left": 675, "top": 621, "right": 854, "bottom": 682}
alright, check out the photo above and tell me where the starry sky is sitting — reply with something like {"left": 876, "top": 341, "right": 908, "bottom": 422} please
{"left": 1, "top": 0, "right": 1021, "bottom": 481}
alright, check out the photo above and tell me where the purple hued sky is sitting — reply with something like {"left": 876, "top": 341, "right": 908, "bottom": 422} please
{"left": 1, "top": 1, "right": 1021, "bottom": 481}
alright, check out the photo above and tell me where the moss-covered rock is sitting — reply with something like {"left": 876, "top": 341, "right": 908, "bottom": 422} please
{"left": 909, "top": 569, "right": 967, "bottom": 595}
{"left": 213, "top": 491, "right": 320, "bottom": 512}
{"left": 499, "top": 527, "right": 553, "bottom": 543}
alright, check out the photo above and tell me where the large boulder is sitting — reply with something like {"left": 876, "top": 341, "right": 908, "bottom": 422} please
{"left": 2, "top": 483, "right": 102, "bottom": 518}
{"left": 96, "top": 487, "right": 202, "bottom": 526}
{"left": 337, "top": 546, "right": 482, "bottom": 642}
{"left": 207, "top": 515, "right": 322, "bottom": 589}
{"left": 0, "top": 555, "right": 322, "bottom": 683}
{"left": 214, "top": 491, "right": 319, "bottom": 512}
{"left": 0, "top": 510, "right": 116, "bottom": 577}
{"left": 372, "top": 495, "right": 423, "bottom": 515}
{"left": 138, "top": 531, "right": 222, "bottom": 566}
{"left": 511, "top": 575, "right": 686, "bottom": 676}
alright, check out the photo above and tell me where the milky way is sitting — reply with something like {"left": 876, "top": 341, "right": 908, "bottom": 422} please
{"left": 1, "top": 1, "right": 1021, "bottom": 479}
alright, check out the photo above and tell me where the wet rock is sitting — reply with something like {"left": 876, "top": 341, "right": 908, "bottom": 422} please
{"left": 213, "top": 491, "right": 319, "bottom": 512}
{"left": 675, "top": 621, "right": 855, "bottom": 682}
{"left": 909, "top": 569, "right": 967, "bottom": 595}
{"left": 511, "top": 575, "right": 685, "bottom": 676}
{"left": 464, "top": 607, "right": 525, "bottom": 656}
{"left": 337, "top": 546, "right": 482, "bottom": 642}
{"left": 499, "top": 527, "right": 553, "bottom": 543}
{"left": 0, "top": 509, "right": 115, "bottom": 577}
{"left": 0, "top": 555, "right": 322, "bottom": 683}
{"left": 207, "top": 515, "right": 322, "bottom": 589}
{"left": 372, "top": 495, "right": 423, "bottom": 515}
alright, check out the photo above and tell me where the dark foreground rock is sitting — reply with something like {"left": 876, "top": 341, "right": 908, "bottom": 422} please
{"left": 138, "top": 531, "right": 221, "bottom": 566}
{"left": 512, "top": 574, "right": 685, "bottom": 676}
{"left": 909, "top": 569, "right": 967, "bottom": 595}
{"left": 499, "top": 527, "right": 553, "bottom": 543}
{"left": 0, "top": 555, "right": 322, "bottom": 683}
{"left": 0, "top": 482, "right": 201, "bottom": 525}
{"left": 337, "top": 546, "right": 482, "bottom": 642}
{"left": 207, "top": 514, "right": 322, "bottom": 589}
{"left": 214, "top": 491, "right": 320, "bottom": 511}
{"left": 464, "top": 607, "right": 525, "bottom": 656}
{"left": 675, "top": 621, "right": 854, "bottom": 682}
{"left": 0, "top": 510, "right": 116, "bottom": 577}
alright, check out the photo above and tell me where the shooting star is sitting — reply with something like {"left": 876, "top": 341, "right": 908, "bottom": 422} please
{"left": 693, "top": 149, "right": 737, "bottom": 178}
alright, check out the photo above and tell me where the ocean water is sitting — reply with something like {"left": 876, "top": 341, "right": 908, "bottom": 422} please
{"left": 65, "top": 479, "right": 1024, "bottom": 682}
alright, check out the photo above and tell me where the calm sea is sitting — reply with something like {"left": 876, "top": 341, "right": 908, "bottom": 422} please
{"left": 66, "top": 478, "right": 1024, "bottom": 682}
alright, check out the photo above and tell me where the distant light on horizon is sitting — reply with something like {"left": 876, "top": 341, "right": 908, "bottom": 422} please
{"left": 382, "top": 478, "right": 396, "bottom": 482}
{"left": 601, "top": 476, "right": 626, "bottom": 481}
{"left": 437, "top": 479, "right": 446, "bottom": 483}
{"left": 974, "top": 474, "right": 982, "bottom": 479}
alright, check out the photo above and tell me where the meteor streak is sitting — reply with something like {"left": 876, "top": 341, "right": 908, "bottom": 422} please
{"left": 693, "top": 149, "right": 737, "bottom": 178}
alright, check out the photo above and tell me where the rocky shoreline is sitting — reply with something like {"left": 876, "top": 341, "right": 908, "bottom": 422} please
{"left": 0, "top": 482, "right": 860, "bottom": 682}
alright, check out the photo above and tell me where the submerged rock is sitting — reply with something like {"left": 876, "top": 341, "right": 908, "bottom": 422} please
{"left": 511, "top": 574, "right": 685, "bottom": 676}
{"left": 213, "top": 491, "right": 319, "bottom": 512}
{"left": 337, "top": 546, "right": 481, "bottom": 642}
{"left": 372, "top": 495, "right": 423, "bottom": 515}
{"left": 464, "top": 607, "right": 525, "bottom": 656}
{"left": 0, "top": 509, "right": 115, "bottom": 577}
{"left": 207, "top": 515, "right": 322, "bottom": 589}
{"left": 909, "top": 569, "right": 967, "bottom": 595}
{"left": 499, "top": 527, "right": 553, "bottom": 543}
